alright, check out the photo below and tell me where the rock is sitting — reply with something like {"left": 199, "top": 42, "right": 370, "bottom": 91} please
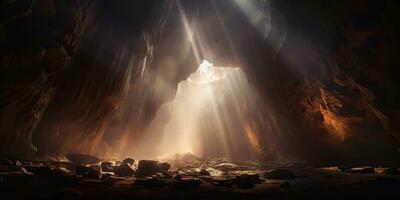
{"left": 384, "top": 167, "right": 400, "bottom": 175}
{"left": 345, "top": 166, "right": 375, "bottom": 174}
{"left": 114, "top": 163, "right": 135, "bottom": 177}
{"left": 66, "top": 153, "right": 101, "bottom": 165}
{"left": 162, "top": 171, "right": 173, "bottom": 179}
{"left": 158, "top": 162, "right": 171, "bottom": 171}
{"left": 199, "top": 169, "right": 211, "bottom": 176}
{"left": 280, "top": 181, "right": 291, "bottom": 188}
{"left": 136, "top": 160, "right": 159, "bottom": 177}
{"left": 173, "top": 178, "right": 201, "bottom": 189}
{"left": 133, "top": 177, "right": 166, "bottom": 188}
{"left": 211, "top": 177, "right": 234, "bottom": 187}
{"left": 173, "top": 174, "right": 182, "bottom": 180}
{"left": 0, "top": 159, "right": 13, "bottom": 166}
{"left": 122, "top": 158, "right": 135, "bottom": 165}
{"left": 75, "top": 165, "right": 100, "bottom": 179}
{"left": 14, "top": 160, "right": 22, "bottom": 166}
{"left": 265, "top": 169, "right": 295, "bottom": 180}
{"left": 233, "top": 174, "right": 261, "bottom": 189}
{"left": 101, "top": 161, "right": 114, "bottom": 172}
{"left": 100, "top": 173, "right": 116, "bottom": 185}
{"left": 25, "top": 165, "right": 53, "bottom": 179}
{"left": 214, "top": 163, "right": 240, "bottom": 171}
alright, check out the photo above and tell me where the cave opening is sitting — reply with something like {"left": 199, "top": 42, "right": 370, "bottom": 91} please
{"left": 137, "top": 60, "right": 263, "bottom": 161}
{"left": 1, "top": 0, "right": 400, "bottom": 198}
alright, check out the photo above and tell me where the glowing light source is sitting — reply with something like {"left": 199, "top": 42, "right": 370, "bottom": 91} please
{"left": 137, "top": 60, "right": 265, "bottom": 161}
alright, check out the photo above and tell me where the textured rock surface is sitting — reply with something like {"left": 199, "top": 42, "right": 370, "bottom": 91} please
{"left": 0, "top": 0, "right": 399, "bottom": 166}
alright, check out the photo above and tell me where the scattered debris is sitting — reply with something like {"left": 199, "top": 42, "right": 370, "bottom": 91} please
{"left": 114, "top": 163, "right": 135, "bottom": 177}
{"left": 136, "top": 160, "right": 160, "bottom": 177}
{"left": 75, "top": 165, "right": 100, "bottom": 179}
{"left": 122, "top": 158, "right": 135, "bottom": 165}
{"left": 66, "top": 153, "right": 101, "bottom": 165}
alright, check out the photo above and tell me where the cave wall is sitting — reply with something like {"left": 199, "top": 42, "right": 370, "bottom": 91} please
{"left": 1, "top": 0, "right": 399, "bottom": 164}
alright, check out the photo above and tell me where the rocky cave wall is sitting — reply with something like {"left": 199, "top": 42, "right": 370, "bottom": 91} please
{"left": 1, "top": 0, "right": 399, "bottom": 165}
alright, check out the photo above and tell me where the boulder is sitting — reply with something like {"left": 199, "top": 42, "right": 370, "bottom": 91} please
{"left": 157, "top": 162, "right": 171, "bottom": 171}
{"left": 100, "top": 161, "right": 114, "bottom": 172}
{"left": 75, "top": 165, "right": 100, "bottom": 179}
{"left": 114, "top": 163, "right": 135, "bottom": 177}
{"left": 233, "top": 174, "right": 261, "bottom": 189}
{"left": 122, "top": 158, "right": 135, "bottom": 165}
{"left": 66, "top": 153, "right": 101, "bottom": 165}
{"left": 199, "top": 169, "right": 211, "bottom": 176}
{"left": 265, "top": 169, "right": 295, "bottom": 180}
{"left": 162, "top": 171, "right": 173, "bottom": 179}
{"left": 136, "top": 160, "right": 159, "bottom": 177}
{"left": 210, "top": 177, "right": 234, "bottom": 187}
{"left": 214, "top": 163, "right": 240, "bottom": 171}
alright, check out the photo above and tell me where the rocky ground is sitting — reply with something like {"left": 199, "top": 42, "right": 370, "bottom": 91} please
{"left": 1, "top": 153, "right": 400, "bottom": 200}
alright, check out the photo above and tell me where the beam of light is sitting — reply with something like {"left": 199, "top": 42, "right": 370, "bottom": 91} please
{"left": 233, "top": 0, "right": 272, "bottom": 40}
{"left": 137, "top": 60, "right": 265, "bottom": 161}
{"left": 177, "top": 0, "right": 202, "bottom": 65}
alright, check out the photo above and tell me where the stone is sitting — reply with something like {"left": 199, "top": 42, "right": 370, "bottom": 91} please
{"left": 265, "top": 169, "right": 295, "bottom": 180}
{"left": 211, "top": 177, "right": 234, "bottom": 187}
{"left": 133, "top": 177, "right": 167, "bottom": 188}
{"left": 75, "top": 165, "right": 100, "bottom": 179}
{"left": 233, "top": 174, "right": 261, "bottom": 189}
{"left": 66, "top": 153, "right": 101, "bottom": 165}
{"left": 122, "top": 158, "right": 135, "bottom": 165}
{"left": 101, "top": 161, "right": 114, "bottom": 172}
{"left": 345, "top": 166, "right": 375, "bottom": 174}
{"left": 172, "top": 178, "right": 201, "bottom": 189}
{"left": 199, "top": 168, "right": 211, "bottom": 176}
{"left": 162, "top": 171, "right": 173, "bottom": 179}
{"left": 157, "top": 162, "right": 171, "bottom": 171}
{"left": 136, "top": 160, "right": 159, "bottom": 177}
{"left": 214, "top": 163, "right": 240, "bottom": 171}
{"left": 114, "top": 163, "right": 135, "bottom": 177}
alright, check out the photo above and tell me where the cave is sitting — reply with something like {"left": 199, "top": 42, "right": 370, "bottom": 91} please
{"left": 1, "top": 0, "right": 400, "bottom": 199}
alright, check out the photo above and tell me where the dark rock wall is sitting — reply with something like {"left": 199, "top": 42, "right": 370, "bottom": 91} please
{"left": 1, "top": 0, "right": 399, "bottom": 164}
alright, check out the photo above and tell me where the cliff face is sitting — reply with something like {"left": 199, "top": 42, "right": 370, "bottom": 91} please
{"left": 1, "top": 0, "right": 399, "bottom": 164}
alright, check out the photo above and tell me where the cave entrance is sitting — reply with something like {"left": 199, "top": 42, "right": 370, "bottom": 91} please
{"left": 138, "top": 60, "right": 263, "bottom": 161}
